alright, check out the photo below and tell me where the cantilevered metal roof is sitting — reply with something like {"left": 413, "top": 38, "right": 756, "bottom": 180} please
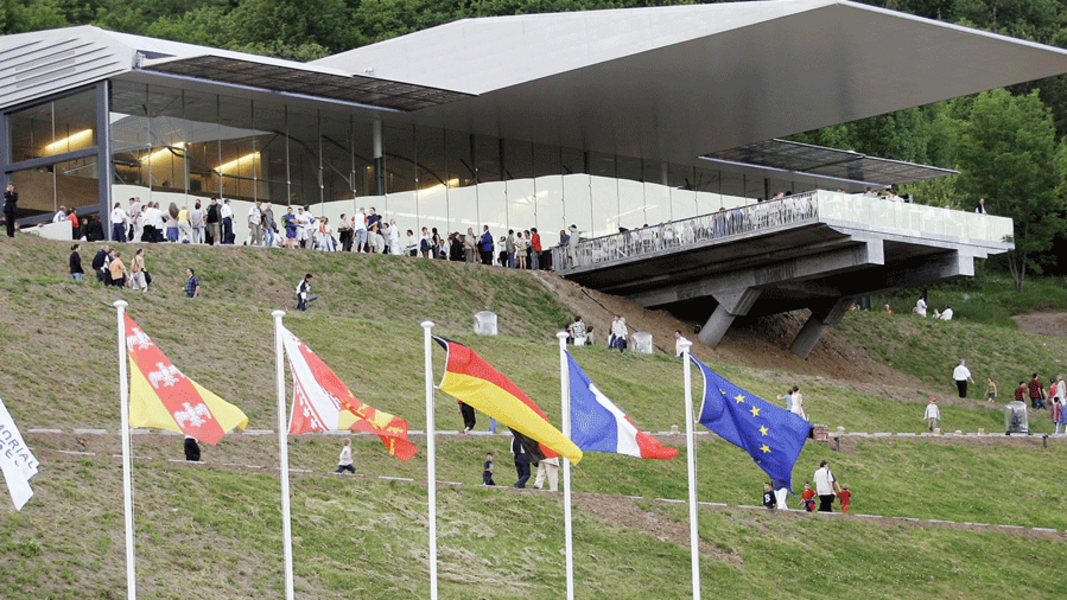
{"left": 704, "top": 139, "right": 958, "bottom": 186}
{"left": 138, "top": 55, "right": 470, "bottom": 112}
{"left": 315, "top": 0, "right": 1067, "bottom": 165}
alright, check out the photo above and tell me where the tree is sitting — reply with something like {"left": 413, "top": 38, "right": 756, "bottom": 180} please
{"left": 956, "top": 89, "right": 1066, "bottom": 292}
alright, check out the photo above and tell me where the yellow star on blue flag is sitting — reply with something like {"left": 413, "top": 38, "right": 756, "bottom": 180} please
{"left": 691, "top": 355, "right": 812, "bottom": 493}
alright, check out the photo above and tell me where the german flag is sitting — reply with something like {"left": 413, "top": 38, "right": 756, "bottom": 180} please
{"left": 125, "top": 315, "right": 248, "bottom": 444}
{"left": 435, "top": 337, "right": 582, "bottom": 464}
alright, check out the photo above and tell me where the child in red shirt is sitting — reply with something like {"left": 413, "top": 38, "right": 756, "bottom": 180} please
{"left": 800, "top": 482, "right": 816, "bottom": 511}
{"left": 837, "top": 483, "right": 852, "bottom": 514}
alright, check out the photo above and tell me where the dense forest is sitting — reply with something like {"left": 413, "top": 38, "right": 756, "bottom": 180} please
{"left": 2, "top": 0, "right": 1067, "bottom": 284}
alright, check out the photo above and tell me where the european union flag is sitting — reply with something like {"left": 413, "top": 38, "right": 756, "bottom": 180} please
{"left": 690, "top": 355, "right": 811, "bottom": 493}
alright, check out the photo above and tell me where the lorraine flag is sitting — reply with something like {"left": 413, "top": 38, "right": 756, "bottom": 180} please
{"left": 281, "top": 327, "right": 416, "bottom": 461}
{"left": 125, "top": 314, "right": 248, "bottom": 445}
{"left": 434, "top": 337, "right": 582, "bottom": 464}
{"left": 567, "top": 352, "right": 677, "bottom": 460}
{"left": 690, "top": 355, "right": 810, "bottom": 492}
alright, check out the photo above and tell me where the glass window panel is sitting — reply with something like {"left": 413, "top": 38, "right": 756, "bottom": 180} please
{"left": 55, "top": 156, "right": 99, "bottom": 210}
{"left": 478, "top": 181, "right": 508, "bottom": 234}
{"left": 415, "top": 126, "right": 449, "bottom": 233}
{"left": 321, "top": 112, "right": 354, "bottom": 202}
{"left": 644, "top": 161, "right": 672, "bottom": 226}
{"left": 253, "top": 102, "right": 288, "bottom": 204}
{"left": 506, "top": 177, "right": 536, "bottom": 233}
{"left": 590, "top": 174, "right": 618, "bottom": 237}
{"left": 10, "top": 102, "right": 55, "bottom": 162}
{"left": 669, "top": 163, "right": 697, "bottom": 221}
{"left": 503, "top": 139, "right": 533, "bottom": 230}
{"left": 185, "top": 90, "right": 220, "bottom": 198}
{"left": 533, "top": 173, "right": 563, "bottom": 235}
{"left": 351, "top": 118, "right": 375, "bottom": 198}
{"left": 449, "top": 184, "right": 479, "bottom": 237}
{"left": 473, "top": 134, "right": 501, "bottom": 184}
{"left": 51, "top": 90, "right": 97, "bottom": 155}
{"left": 10, "top": 166, "right": 55, "bottom": 217}
{"left": 562, "top": 173, "right": 592, "bottom": 243}
{"left": 110, "top": 82, "right": 149, "bottom": 193}
{"left": 383, "top": 123, "right": 416, "bottom": 226}
{"left": 287, "top": 109, "right": 320, "bottom": 207}
{"left": 444, "top": 130, "right": 475, "bottom": 227}
{"left": 145, "top": 85, "right": 185, "bottom": 193}
{"left": 615, "top": 155, "right": 644, "bottom": 231}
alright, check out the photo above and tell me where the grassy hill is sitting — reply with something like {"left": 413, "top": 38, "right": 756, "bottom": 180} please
{"left": 1, "top": 234, "right": 1066, "bottom": 599}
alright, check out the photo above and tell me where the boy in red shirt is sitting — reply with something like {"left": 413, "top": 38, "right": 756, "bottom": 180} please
{"left": 800, "top": 481, "right": 816, "bottom": 512}
{"left": 837, "top": 483, "right": 852, "bottom": 514}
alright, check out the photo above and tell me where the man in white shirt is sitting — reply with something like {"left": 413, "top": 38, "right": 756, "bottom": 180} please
{"left": 813, "top": 460, "right": 840, "bottom": 512}
{"left": 219, "top": 199, "right": 234, "bottom": 244}
{"left": 247, "top": 201, "right": 262, "bottom": 246}
{"left": 975, "top": 197, "right": 988, "bottom": 214}
{"left": 952, "top": 359, "right": 974, "bottom": 398}
{"left": 938, "top": 305, "right": 954, "bottom": 320}
{"left": 110, "top": 202, "right": 127, "bottom": 242}
{"left": 674, "top": 330, "right": 691, "bottom": 357}
{"left": 53, "top": 205, "right": 68, "bottom": 223}
{"left": 915, "top": 296, "right": 927, "bottom": 317}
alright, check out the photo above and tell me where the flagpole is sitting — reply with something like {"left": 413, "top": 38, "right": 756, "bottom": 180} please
{"left": 680, "top": 340, "right": 699, "bottom": 600}
{"left": 421, "top": 320, "right": 438, "bottom": 600}
{"left": 114, "top": 300, "right": 137, "bottom": 600}
{"left": 557, "top": 331, "right": 575, "bottom": 600}
{"left": 272, "top": 310, "right": 295, "bottom": 600}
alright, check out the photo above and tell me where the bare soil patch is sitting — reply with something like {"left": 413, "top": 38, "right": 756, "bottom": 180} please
{"left": 1012, "top": 310, "right": 1067, "bottom": 337}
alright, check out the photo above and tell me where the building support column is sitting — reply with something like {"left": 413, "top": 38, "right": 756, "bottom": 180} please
{"left": 697, "top": 288, "right": 761, "bottom": 348}
{"left": 789, "top": 297, "right": 853, "bottom": 359}
{"left": 372, "top": 119, "right": 384, "bottom": 196}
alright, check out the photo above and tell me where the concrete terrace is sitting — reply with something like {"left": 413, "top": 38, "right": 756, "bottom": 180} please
{"left": 553, "top": 192, "right": 1013, "bottom": 357}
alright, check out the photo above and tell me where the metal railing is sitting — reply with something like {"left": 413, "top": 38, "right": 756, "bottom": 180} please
{"left": 553, "top": 191, "right": 819, "bottom": 272}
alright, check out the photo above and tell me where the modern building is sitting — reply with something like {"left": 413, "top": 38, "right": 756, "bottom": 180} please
{"left": 3, "top": 0, "right": 1066, "bottom": 236}
{"left": 1, "top": 1, "right": 1065, "bottom": 352}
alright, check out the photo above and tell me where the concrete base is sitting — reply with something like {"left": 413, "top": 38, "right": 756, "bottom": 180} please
{"left": 789, "top": 297, "right": 853, "bottom": 358}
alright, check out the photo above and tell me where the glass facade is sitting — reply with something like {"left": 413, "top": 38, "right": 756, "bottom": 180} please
{"left": 4, "top": 78, "right": 823, "bottom": 235}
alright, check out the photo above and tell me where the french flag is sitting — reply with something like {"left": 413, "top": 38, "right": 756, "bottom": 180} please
{"left": 567, "top": 352, "right": 678, "bottom": 460}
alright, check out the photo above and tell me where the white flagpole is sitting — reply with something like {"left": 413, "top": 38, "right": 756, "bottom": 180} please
{"left": 114, "top": 300, "right": 137, "bottom": 600}
{"left": 421, "top": 320, "right": 438, "bottom": 600}
{"left": 557, "top": 331, "right": 575, "bottom": 600}
{"left": 272, "top": 310, "right": 295, "bottom": 600}
{"left": 680, "top": 340, "right": 699, "bottom": 600}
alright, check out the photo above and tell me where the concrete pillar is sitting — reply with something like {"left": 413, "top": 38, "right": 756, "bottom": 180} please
{"left": 697, "top": 288, "right": 762, "bottom": 348}
{"left": 372, "top": 119, "right": 384, "bottom": 196}
{"left": 789, "top": 297, "right": 853, "bottom": 359}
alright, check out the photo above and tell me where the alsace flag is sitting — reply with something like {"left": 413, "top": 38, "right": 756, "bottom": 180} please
{"left": 0, "top": 395, "right": 40, "bottom": 510}
{"left": 125, "top": 315, "right": 248, "bottom": 444}
{"left": 435, "top": 337, "right": 582, "bottom": 464}
{"left": 282, "top": 327, "right": 416, "bottom": 461}
{"left": 567, "top": 353, "right": 677, "bottom": 460}
{"left": 690, "top": 355, "right": 811, "bottom": 492}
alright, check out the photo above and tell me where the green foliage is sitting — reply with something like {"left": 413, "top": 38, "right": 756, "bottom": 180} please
{"left": 957, "top": 89, "right": 1066, "bottom": 291}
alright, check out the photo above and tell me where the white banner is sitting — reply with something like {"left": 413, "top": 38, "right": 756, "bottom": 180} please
{"left": 0, "top": 395, "right": 39, "bottom": 510}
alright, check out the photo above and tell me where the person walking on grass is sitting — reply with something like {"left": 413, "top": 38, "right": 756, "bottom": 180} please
{"left": 334, "top": 438, "right": 356, "bottom": 474}
{"left": 1028, "top": 373, "right": 1046, "bottom": 410}
{"left": 296, "top": 273, "right": 314, "bottom": 311}
{"left": 952, "top": 360, "right": 974, "bottom": 398}
{"left": 185, "top": 268, "right": 200, "bottom": 298}
{"left": 985, "top": 376, "right": 998, "bottom": 403}
{"left": 923, "top": 397, "right": 941, "bottom": 431}
{"left": 69, "top": 244, "right": 84, "bottom": 282}
{"left": 813, "top": 460, "right": 840, "bottom": 512}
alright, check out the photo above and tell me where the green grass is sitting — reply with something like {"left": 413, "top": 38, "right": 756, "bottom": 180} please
{"left": 4, "top": 235, "right": 1067, "bottom": 598}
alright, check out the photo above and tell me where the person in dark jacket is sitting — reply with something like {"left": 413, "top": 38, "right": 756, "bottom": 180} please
{"left": 69, "top": 244, "right": 84, "bottom": 281}
{"left": 2, "top": 183, "right": 17, "bottom": 237}
{"left": 184, "top": 435, "right": 201, "bottom": 461}
{"left": 91, "top": 246, "right": 111, "bottom": 283}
